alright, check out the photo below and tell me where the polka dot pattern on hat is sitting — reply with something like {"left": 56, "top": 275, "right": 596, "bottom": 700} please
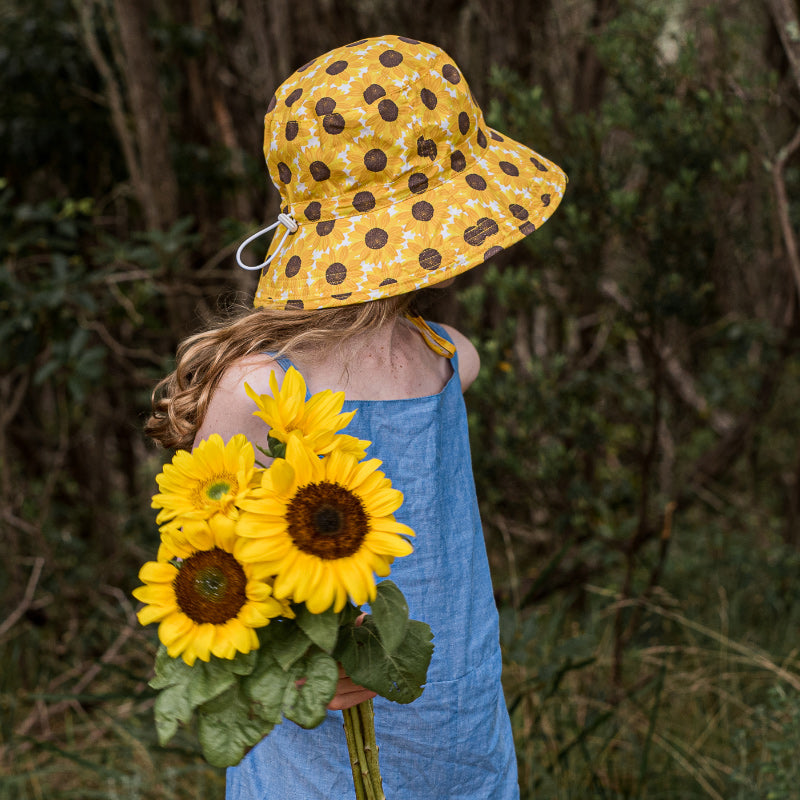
{"left": 255, "top": 35, "right": 567, "bottom": 309}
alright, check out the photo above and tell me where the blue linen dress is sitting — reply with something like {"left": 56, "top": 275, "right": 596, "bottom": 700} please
{"left": 226, "top": 323, "right": 518, "bottom": 799}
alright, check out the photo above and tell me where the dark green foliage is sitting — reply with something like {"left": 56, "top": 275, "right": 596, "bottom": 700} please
{"left": 2, "top": 0, "right": 800, "bottom": 796}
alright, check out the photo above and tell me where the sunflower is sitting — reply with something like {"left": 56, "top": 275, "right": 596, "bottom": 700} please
{"left": 133, "top": 515, "right": 292, "bottom": 666}
{"left": 245, "top": 366, "right": 369, "bottom": 458}
{"left": 235, "top": 434, "right": 414, "bottom": 614}
{"left": 151, "top": 434, "right": 256, "bottom": 526}
{"left": 352, "top": 216, "right": 408, "bottom": 267}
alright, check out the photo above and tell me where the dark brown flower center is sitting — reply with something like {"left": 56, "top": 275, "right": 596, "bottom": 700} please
{"left": 286, "top": 482, "right": 368, "bottom": 559}
{"left": 173, "top": 548, "right": 247, "bottom": 624}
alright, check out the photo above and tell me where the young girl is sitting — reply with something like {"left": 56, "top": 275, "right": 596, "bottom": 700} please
{"left": 146, "top": 34, "right": 565, "bottom": 800}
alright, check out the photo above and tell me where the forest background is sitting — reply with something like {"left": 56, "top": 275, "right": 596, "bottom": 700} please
{"left": 2, "top": 0, "right": 800, "bottom": 797}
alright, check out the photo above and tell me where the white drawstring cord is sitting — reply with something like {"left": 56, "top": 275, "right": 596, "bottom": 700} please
{"left": 236, "top": 213, "right": 298, "bottom": 271}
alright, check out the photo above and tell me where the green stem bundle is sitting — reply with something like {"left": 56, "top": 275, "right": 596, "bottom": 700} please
{"left": 342, "top": 699, "right": 385, "bottom": 800}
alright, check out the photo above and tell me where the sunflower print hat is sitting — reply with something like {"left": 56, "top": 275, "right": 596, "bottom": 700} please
{"left": 238, "top": 35, "right": 567, "bottom": 310}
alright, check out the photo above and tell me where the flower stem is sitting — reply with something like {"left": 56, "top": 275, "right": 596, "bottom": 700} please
{"left": 342, "top": 705, "right": 367, "bottom": 800}
{"left": 358, "top": 699, "right": 386, "bottom": 800}
{"left": 342, "top": 700, "right": 385, "bottom": 800}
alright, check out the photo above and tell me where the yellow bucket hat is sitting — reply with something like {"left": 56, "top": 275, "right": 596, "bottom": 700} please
{"left": 240, "top": 35, "right": 567, "bottom": 310}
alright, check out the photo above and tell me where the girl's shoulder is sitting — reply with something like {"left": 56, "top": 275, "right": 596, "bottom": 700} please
{"left": 436, "top": 323, "right": 480, "bottom": 392}
{"left": 193, "top": 354, "right": 281, "bottom": 449}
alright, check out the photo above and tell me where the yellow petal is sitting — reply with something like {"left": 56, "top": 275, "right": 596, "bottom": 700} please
{"left": 292, "top": 556, "right": 322, "bottom": 604}
{"left": 246, "top": 580, "right": 274, "bottom": 602}
{"left": 228, "top": 617, "right": 255, "bottom": 654}
{"left": 269, "top": 457, "right": 296, "bottom": 496}
{"left": 136, "top": 602, "right": 174, "bottom": 626}
{"left": 277, "top": 367, "right": 306, "bottom": 422}
{"left": 304, "top": 566, "right": 336, "bottom": 614}
{"left": 156, "top": 541, "right": 175, "bottom": 562}
{"left": 170, "top": 639, "right": 196, "bottom": 665}
{"left": 187, "top": 623, "right": 215, "bottom": 662}
{"left": 352, "top": 470, "right": 390, "bottom": 498}
{"left": 324, "top": 448, "right": 356, "bottom": 484}
{"left": 179, "top": 518, "right": 215, "bottom": 551}
{"left": 347, "top": 458, "right": 385, "bottom": 491}
{"left": 353, "top": 555, "right": 378, "bottom": 603}
{"left": 208, "top": 513, "right": 237, "bottom": 552}
{"left": 334, "top": 557, "right": 369, "bottom": 607}
{"left": 235, "top": 533, "right": 292, "bottom": 563}
{"left": 237, "top": 602, "right": 271, "bottom": 628}
{"left": 361, "top": 486, "right": 404, "bottom": 517}
{"left": 284, "top": 433, "right": 319, "bottom": 486}
{"left": 368, "top": 517, "right": 416, "bottom": 538}
{"left": 272, "top": 548, "right": 303, "bottom": 600}
{"left": 132, "top": 584, "right": 176, "bottom": 606}
{"left": 332, "top": 580, "right": 348, "bottom": 613}
{"left": 373, "top": 557, "right": 392, "bottom": 578}
{"left": 138, "top": 561, "right": 177, "bottom": 584}
{"left": 236, "top": 510, "right": 286, "bottom": 537}
{"left": 159, "top": 612, "right": 195, "bottom": 646}
{"left": 211, "top": 624, "right": 238, "bottom": 660}
{"left": 365, "top": 530, "right": 414, "bottom": 557}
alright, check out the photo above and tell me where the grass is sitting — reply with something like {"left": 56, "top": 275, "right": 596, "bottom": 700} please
{"left": 504, "top": 596, "right": 800, "bottom": 798}
{"left": 3, "top": 523, "right": 800, "bottom": 799}
{"left": 0, "top": 568, "right": 225, "bottom": 800}
{"left": 496, "top": 524, "right": 800, "bottom": 800}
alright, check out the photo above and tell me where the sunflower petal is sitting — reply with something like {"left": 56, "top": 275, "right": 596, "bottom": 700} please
{"left": 136, "top": 601, "right": 175, "bottom": 625}
{"left": 305, "top": 565, "right": 337, "bottom": 614}
{"left": 185, "top": 623, "right": 215, "bottom": 663}
{"left": 334, "top": 557, "right": 369, "bottom": 607}
{"left": 368, "top": 517, "right": 416, "bottom": 538}
{"left": 364, "top": 530, "right": 414, "bottom": 556}
{"left": 138, "top": 561, "right": 177, "bottom": 584}
{"left": 235, "top": 533, "right": 292, "bottom": 563}
{"left": 132, "top": 584, "right": 176, "bottom": 606}
{"left": 361, "top": 486, "right": 404, "bottom": 517}
{"left": 292, "top": 557, "right": 322, "bottom": 604}
{"left": 269, "top": 457, "right": 296, "bottom": 496}
{"left": 272, "top": 548, "right": 303, "bottom": 601}
{"left": 158, "top": 612, "right": 195, "bottom": 646}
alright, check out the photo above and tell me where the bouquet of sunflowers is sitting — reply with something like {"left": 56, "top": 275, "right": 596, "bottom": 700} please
{"left": 133, "top": 367, "right": 433, "bottom": 798}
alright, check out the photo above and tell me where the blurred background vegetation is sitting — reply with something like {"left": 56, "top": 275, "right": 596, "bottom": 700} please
{"left": 2, "top": 0, "right": 800, "bottom": 797}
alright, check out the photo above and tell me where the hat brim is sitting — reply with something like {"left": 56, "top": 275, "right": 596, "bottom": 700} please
{"left": 254, "top": 128, "right": 566, "bottom": 310}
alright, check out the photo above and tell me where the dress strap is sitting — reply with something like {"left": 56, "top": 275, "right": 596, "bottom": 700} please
{"left": 404, "top": 313, "right": 456, "bottom": 359}
{"left": 271, "top": 354, "right": 294, "bottom": 373}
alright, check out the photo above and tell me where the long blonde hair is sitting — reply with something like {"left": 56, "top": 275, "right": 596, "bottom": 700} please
{"left": 145, "top": 295, "right": 414, "bottom": 451}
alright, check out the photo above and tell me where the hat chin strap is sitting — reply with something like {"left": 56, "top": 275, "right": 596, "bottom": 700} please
{"left": 236, "top": 213, "right": 298, "bottom": 271}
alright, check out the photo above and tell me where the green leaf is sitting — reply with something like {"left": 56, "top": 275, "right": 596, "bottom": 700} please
{"left": 149, "top": 646, "right": 259, "bottom": 745}
{"left": 370, "top": 580, "right": 409, "bottom": 654}
{"left": 243, "top": 652, "right": 293, "bottom": 725}
{"left": 185, "top": 659, "right": 237, "bottom": 709}
{"left": 225, "top": 648, "right": 259, "bottom": 676}
{"left": 335, "top": 617, "right": 433, "bottom": 704}
{"left": 197, "top": 686, "right": 269, "bottom": 768}
{"left": 153, "top": 683, "right": 194, "bottom": 745}
{"left": 259, "top": 619, "right": 312, "bottom": 671}
{"left": 149, "top": 645, "right": 193, "bottom": 690}
{"left": 281, "top": 648, "right": 339, "bottom": 729}
{"left": 338, "top": 601, "right": 363, "bottom": 627}
{"left": 295, "top": 603, "right": 339, "bottom": 653}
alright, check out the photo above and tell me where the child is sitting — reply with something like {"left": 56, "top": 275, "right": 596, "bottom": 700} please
{"left": 146, "top": 34, "right": 565, "bottom": 800}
